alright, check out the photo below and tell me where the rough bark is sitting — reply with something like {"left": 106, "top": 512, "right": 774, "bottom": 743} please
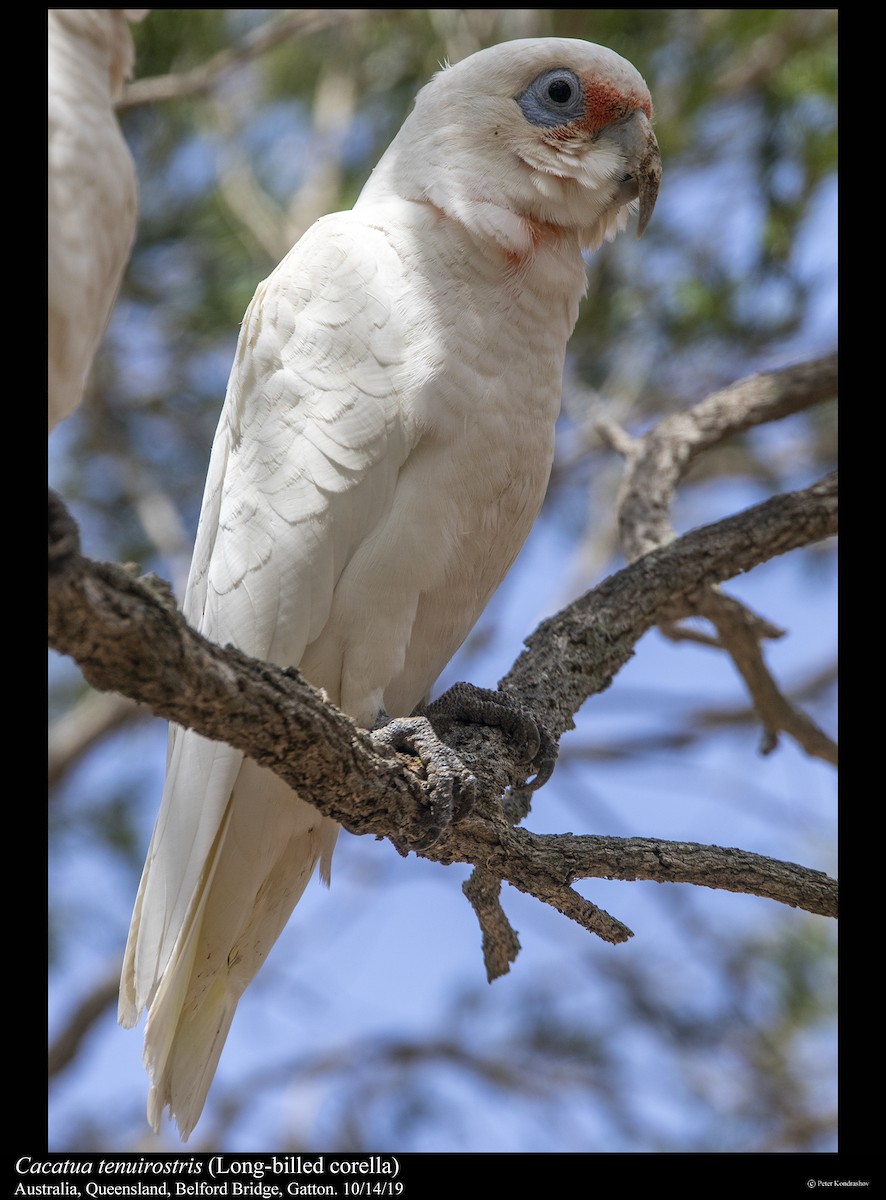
{"left": 48, "top": 464, "right": 838, "bottom": 974}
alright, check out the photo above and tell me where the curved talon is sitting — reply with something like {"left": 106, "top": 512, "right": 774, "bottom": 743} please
{"left": 522, "top": 733, "right": 557, "bottom": 791}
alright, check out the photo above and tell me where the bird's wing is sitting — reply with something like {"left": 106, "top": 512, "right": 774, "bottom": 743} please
{"left": 119, "top": 210, "right": 419, "bottom": 1038}
{"left": 185, "top": 220, "right": 418, "bottom": 667}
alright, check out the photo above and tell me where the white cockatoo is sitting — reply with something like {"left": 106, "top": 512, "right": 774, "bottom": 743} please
{"left": 119, "top": 37, "right": 661, "bottom": 1139}
{"left": 48, "top": 9, "right": 147, "bottom": 433}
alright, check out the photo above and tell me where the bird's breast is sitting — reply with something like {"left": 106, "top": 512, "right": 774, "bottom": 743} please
{"left": 298, "top": 206, "right": 588, "bottom": 722}
{"left": 368, "top": 225, "right": 582, "bottom": 713}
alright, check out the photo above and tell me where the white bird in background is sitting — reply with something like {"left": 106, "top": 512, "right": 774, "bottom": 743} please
{"left": 119, "top": 37, "right": 661, "bottom": 1139}
{"left": 48, "top": 8, "right": 147, "bottom": 434}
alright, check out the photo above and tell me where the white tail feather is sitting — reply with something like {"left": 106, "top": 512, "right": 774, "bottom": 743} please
{"left": 121, "top": 742, "right": 338, "bottom": 1137}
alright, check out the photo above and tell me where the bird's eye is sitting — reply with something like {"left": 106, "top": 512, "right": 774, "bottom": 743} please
{"left": 546, "top": 77, "right": 573, "bottom": 105}
{"left": 516, "top": 68, "right": 584, "bottom": 129}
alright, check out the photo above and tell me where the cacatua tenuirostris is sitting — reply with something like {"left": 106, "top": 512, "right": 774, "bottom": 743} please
{"left": 119, "top": 37, "right": 661, "bottom": 1139}
{"left": 48, "top": 9, "right": 147, "bottom": 433}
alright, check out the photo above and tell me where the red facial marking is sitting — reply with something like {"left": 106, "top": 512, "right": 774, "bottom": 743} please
{"left": 572, "top": 72, "right": 652, "bottom": 135}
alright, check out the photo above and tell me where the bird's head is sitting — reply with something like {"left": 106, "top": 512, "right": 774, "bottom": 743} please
{"left": 358, "top": 38, "right": 661, "bottom": 259}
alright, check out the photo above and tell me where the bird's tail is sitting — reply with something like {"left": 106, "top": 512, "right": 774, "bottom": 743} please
{"left": 145, "top": 967, "right": 241, "bottom": 1141}
{"left": 120, "top": 747, "right": 338, "bottom": 1139}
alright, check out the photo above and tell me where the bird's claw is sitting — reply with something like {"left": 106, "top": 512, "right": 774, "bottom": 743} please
{"left": 425, "top": 682, "right": 558, "bottom": 792}
{"left": 371, "top": 714, "right": 477, "bottom": 851}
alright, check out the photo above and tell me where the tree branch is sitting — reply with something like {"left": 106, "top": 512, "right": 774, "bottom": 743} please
{"left": 48, "top": 690, "right": 142, "bottom": 790}
{"left": 119, "top": 10, "right": 373, "bottom": 109}
{"left": 48, "top": 968, "right": 121, "bottom": 1079}
{"left": 462, "top": 870, "right": 521, "bottom": 983}
{"left": 514, "top": 832, "right": 837, "bottom": 918}
{"left": 598, "top": 354, "right": 838, "bottom": 763}
{"left": 48, "top": 466, "right": 837, "bottom": 974}
{"left": 502, "top": 471, "right": 836, "bottom": 742}
{"left": 599, "top": 353, "right": 837, "bottom": 560}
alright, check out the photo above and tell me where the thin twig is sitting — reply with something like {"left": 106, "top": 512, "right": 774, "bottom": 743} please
{"left": 599, "top": 355, "right": 837, "bottom": 763}
{"left": 119, "top": 11, "right": 371, "bottom": 109}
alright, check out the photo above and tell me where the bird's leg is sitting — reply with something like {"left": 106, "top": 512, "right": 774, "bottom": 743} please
{"left": 421, "top": 684, "right": 558, "bottom": 828}
{"left": 423, "top": 682, "right": 558, "bottom": 794}
{"left": 371, "top": 685, "right": 557, "bottom": 848}
{"left": 370, "top": 712, "right": 477, "bottom": 851}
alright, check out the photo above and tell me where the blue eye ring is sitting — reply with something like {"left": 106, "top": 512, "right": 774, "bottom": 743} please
{"left": 516, "top": 68, "right": 585, "bottom": 128}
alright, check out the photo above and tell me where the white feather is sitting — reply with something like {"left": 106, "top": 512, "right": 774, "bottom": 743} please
{"left": 48, "top": 9, "right": 146, "bottom": 432}
{"left": 120, "top": 36, "right": 658, "bottom": 1139}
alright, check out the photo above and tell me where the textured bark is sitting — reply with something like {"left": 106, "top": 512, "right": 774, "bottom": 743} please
{"left": 48, "top": 491, "right": 443, "bottom": 855}
{"left": 501, "top": 472, "right": 837, "bottom": 741}
{"left": 48, "top": 463, "right": 837, "bottom": 962}
{"left": 597, "top": 353, "right": 838, "bottom": 765}
{"left": 602, "top": 353, "right": 838, "bottom": 561}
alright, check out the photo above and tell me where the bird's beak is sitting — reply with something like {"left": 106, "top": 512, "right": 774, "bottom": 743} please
{"left": 603, "top": 110, "right": 662, "bottom": 238}
{"left": 635, "top": 125, "right": 661, "bottom": 238}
